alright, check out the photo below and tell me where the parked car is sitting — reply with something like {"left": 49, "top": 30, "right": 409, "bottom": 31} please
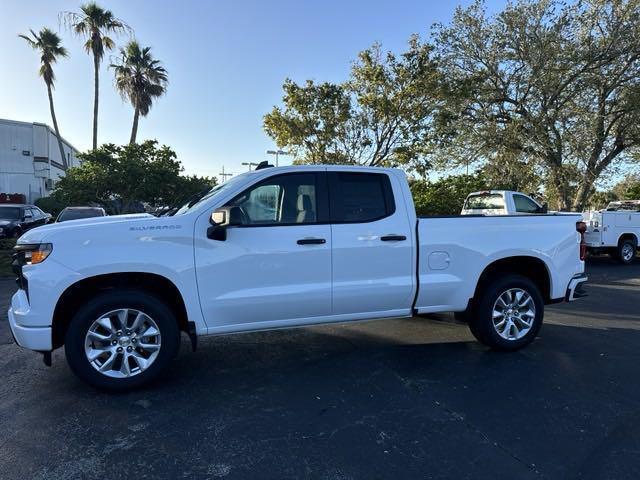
{"left": 461, "top": 190, "right": 548, "bottom": 215}
{"left": 8, "top": 165, "right": 587, "bottom": 390}
{"left": 583, "top": 200, "right": 640, "bottom": 264}
{"left": 56, "top": 206, "right": 106, "bottom": 223}
{"left": 0, "top": 204, "right": 50, "bottom": 238}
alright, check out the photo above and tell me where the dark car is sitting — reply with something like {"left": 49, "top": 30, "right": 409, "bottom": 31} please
{"left": 56, "top": 206, "right": 106, "bottom": 223}
{"left": 0, "top": 204, "right": 51, "bottom": 238}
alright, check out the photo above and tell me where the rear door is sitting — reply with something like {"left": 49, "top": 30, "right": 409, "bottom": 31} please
{"left": 328, "top": 171, "right": 414, "bottom": 316}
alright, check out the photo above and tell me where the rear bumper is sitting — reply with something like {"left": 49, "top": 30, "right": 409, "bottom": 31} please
{"left": 565, "top": 274, "right": 588, "bottom": 302}
{"left": 7, "top": 290, "right": 52, "bottom": 351}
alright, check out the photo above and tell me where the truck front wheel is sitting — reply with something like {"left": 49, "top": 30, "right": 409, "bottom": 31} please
{"left": 64, "top": 290, "right": 180, "bottom": 391}
{"left": 468, "top": 275, "right": 544, "bottom": 351}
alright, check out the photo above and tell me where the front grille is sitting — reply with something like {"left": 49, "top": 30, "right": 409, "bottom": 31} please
{"left": 11, "top": 250, "right": 29, "bottom": 299}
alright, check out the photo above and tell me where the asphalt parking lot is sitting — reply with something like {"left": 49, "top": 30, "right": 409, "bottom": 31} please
{"left": 1, "top": 256, "right": 639, "bottom": 480}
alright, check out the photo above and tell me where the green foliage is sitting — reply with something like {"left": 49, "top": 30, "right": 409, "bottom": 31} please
{"left": 433, "top": 0, "right": 640, "bottom": 211}
{"left": 410, "top": 173, "right": 490, "bottom": 216}
{"left": 264, "top": 36, "right": 442, "bottom": 169}
{"left": 18, "top": 28, "right": 68, "bottom": 88}
{"left": 111, "top": 40, "right": 168, "bottom": 143}
{"left": 0, "top": 238, "right": 16, "bottom": 277}
{"left": 35, "top": 195, "right": 67, "bottom": 217}
{"left": 53, "top": 141, "right": 216, "bottom": 214}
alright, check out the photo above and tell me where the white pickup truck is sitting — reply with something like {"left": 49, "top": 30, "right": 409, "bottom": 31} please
{"left": 583, "top": 200, "right": 640, "bottom": 264}
{"left": 461, "top": 190, "right": 547, "bottom": 216}
{"left": 8, "top": 165, "right": 587, "bottom": 390}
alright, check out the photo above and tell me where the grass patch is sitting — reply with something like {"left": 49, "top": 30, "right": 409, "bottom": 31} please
{"left": 0, "top": 238, "right": 16, "bottom": 277}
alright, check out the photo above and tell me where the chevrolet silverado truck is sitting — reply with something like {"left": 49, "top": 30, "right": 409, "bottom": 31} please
{"left": 8, "top": 165, "right": 588, "bottom": 390}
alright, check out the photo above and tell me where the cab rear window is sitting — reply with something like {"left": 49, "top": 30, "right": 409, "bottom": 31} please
{"left": 464, "top": 194, "right": 505, "bottom": 210}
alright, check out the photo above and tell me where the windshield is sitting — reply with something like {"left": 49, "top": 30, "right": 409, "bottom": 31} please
{"left": 174, "top": 172, "right": 252, "bottom": 215}
{"left": 463, "top": 194, "right": 506, "bottom": 210}
{"left": 0, "top": 206, "right": 21, "bottom": 220}
{"left": 58, "top": 209, "right": 104, "bottom": 222}
{"left": 606, "top": 201, "right": 640, "bottom": 211}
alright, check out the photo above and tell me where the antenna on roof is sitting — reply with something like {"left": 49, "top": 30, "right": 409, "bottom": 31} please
{"left": 255, "top": 161, "right": 273, "bottom": 170}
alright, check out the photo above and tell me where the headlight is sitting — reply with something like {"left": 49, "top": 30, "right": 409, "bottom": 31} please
{"left": 14, "top": 243, "right": 53, "bottom": 265}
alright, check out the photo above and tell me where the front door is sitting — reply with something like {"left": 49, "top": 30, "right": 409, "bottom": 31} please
{"left": 194, "top": 171, "right": 332, "bottom": 330}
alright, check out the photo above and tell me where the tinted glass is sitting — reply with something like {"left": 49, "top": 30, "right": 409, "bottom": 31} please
{"left": 58, "top": 209, "right": 104, "bottom": 222}
{"left": 0, "top": 207, "right": 21, "bottom": 220}
{"left": 226, "top": 173, "right": 318, "bottom": 225}
{"left": 464, "top": 194, "right": 505, "bottom": 210}
{"left": 513, "top": 195, "right": 540, "bottom": 213}
{"left": 329, "top": 172, "right": 393, "bottom": 222}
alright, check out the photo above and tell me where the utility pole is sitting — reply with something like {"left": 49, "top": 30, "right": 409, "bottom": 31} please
{"left": 219, "top": 165, "right": 233, "bottom": 183}
{"left": 266, "top": 149, "right": 290, "bottom": 167}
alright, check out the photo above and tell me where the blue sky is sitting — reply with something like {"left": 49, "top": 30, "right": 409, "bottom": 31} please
{"left": 1, "top": 0, "right": 505, "bottom": 180}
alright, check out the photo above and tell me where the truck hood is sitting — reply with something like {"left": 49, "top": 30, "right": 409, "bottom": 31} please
{"left": 18, "top": 213, "right": 155, "bottom": 243}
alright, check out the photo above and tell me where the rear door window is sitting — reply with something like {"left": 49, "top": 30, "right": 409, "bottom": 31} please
{"left": 513, "top": 194, "right": 540, "bottom": 214}
{"left": 328, "top": 172, "right": 395, "bottom": 223}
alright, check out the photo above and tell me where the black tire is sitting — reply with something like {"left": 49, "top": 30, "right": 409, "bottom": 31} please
{"left": 65, "top": 290, "right": 180, "bottom": 391}
{"left": 617, "top": 238, "right": 637, "bottom": 265}
{"left": 467, "top": 274, "right": 544, "bottom": 351}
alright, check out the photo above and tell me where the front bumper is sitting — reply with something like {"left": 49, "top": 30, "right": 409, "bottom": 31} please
{"left": 7, "top": 289, "right": 52, "bottom": 351}
{"left": 565, "top": 274, "right": 588, "bottom": 302}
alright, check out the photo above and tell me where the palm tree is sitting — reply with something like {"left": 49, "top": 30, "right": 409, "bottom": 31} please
{"left": 19, "top": 28, "right": 69, "bottom": 169}
{"left": 111, "top": 41, "right": 168, "bottom": 144}
{"left": 63, "top": 2, "right": 129, "bottom": 149}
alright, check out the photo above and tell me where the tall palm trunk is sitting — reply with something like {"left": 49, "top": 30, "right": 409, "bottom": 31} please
{"left": 130, "top": 106, "right": 140, "bottom": 144}
{"left": 92, "top": 53, "right": 99, "bottom": 150}
{"left": 47, "top": 84, "right": 67, "bottom": 169}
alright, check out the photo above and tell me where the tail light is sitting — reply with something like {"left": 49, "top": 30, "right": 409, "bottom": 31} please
{"left": 576, "top": 221, "right": 587, "bottom": 261}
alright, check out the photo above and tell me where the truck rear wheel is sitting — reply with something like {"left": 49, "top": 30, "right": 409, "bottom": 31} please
{"left": 617, "top": 238, "right": 637, "bottom": 265}
{"left": 64, "top": 290, "right": 180, "bottom": 391}
{"left": 468, "top": 275, "right": 544, "bottom": 351}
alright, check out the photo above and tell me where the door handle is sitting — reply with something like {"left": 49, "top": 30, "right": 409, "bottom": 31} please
{"left": 297, "top": 238, "right": 326, "bottom": 245}
{"left": 381, "top": 235, "right": 407, "bottom": 242}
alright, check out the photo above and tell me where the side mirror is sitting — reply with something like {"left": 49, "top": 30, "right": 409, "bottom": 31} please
{"left": 23, "top": 213, "right": 32, "bottom": 221}
{"left": 207, "top": 207, "right": 242, "bottom": 241}
{"left": 539, "top": 203, "right": 548, "bottom": 214}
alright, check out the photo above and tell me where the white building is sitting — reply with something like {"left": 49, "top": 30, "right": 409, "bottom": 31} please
{"left": 0, "top": 118, "right": 80, "bottom": 203}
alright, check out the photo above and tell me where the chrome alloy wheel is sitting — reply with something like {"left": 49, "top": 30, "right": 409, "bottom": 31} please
{"left": 491, "top": 288, "right": 536, "bottom": 341}
{"left": 622, "top": 243, "right": 635, "bottom": 262}
{"left": 84, "top": 308, "right": 161, "bottom": 378}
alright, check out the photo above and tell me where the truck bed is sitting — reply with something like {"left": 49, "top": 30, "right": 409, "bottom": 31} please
{"left": 414, "top": 213, "right": 583, "bottom": 313}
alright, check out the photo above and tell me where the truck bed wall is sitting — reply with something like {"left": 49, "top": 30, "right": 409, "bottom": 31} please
{"left": 414, "top": 215, "right": 583, "bottom": 313}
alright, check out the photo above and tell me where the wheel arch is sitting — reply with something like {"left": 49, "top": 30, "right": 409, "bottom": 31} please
{"left": 52, "top": 272, "right": 189, "bottom": 350}
{"left": 618, "top": 233, "right": 638, "bottom": 247}
{"left": 473, "top": 256, "right": 552, "bottom": 304}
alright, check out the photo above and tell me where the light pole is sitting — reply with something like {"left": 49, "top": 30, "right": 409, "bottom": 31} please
{"left": 242, "top": 162, "right": 259, "bottom": 171}
{"left": 266, "top": 149, "right": 290, "bottom": 167}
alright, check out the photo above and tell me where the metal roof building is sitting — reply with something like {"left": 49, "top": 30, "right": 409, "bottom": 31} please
{"left": 0, "top": 118, "right": 80, "bottom": 203}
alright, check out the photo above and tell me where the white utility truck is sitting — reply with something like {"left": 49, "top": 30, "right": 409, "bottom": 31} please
{"left": 583, "top": 200, "right": 640, "bottom": 264}
{"left": 461, "top": 190, "right": 547, "bottom": 216}
{"left": 9, "top": 165, "right": 587, "bottom": 390}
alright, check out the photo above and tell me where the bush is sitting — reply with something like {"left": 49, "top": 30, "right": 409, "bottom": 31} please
{"left": 410, "top": 173, "right": 490, "bottom": 216}
{"left": 35, "top": 195, "right": 67, "bottom": 218}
